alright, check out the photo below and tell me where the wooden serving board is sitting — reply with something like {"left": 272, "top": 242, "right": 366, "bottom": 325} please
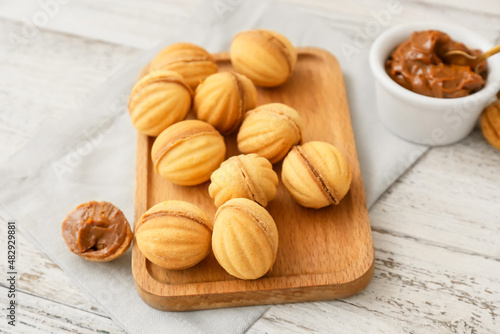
{"left": 132, "top": 47, "right": 374, "bottom": 311}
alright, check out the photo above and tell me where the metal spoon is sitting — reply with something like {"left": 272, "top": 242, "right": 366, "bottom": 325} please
{"left": 442, "top": 44, "right": 500, "bottom": 72}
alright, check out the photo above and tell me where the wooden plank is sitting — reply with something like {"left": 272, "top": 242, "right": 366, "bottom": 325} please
{"left": 285, "top": 0, "right": 500, "bottom": 17}
{"left": 2, "top": 0, "right": 498, "bottom": 49}
{"left": 0, "top": 220, "right": 120, "bottom": 332}
{"left": 0, "top": 18, "right": 140, "bottom": 161}
{"left": 248, "top": 218, "right": 500, "bottom": 333}
{"left": 0, "top": 286, "right": 125, "bottom": 334}
{"left": 0, "top": 0, "right": 195, "bottom": 48}
{"left": 133, "top": 48, "right": 374, "bottom": 311}
{"left": 285, "top": 0, "right": 500, "bottom": 42}
{"left": 370, "top": 130, "right": 500, "bottom": 259}
{"left": 0, "top": 219, "right": 108, "bottom": 315}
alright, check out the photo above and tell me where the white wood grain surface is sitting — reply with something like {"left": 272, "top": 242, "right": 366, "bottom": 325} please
{"left": 1, "top": 0, "right": 500, "bottom": 333}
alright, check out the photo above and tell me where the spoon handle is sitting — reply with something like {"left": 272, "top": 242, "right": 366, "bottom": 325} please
{"left": 473, "top": 44, "right": 500, "bottom": 67}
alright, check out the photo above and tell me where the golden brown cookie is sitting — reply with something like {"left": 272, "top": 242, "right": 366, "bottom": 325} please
{"left": 135, "top": 201, "right": 212, "bottom": 270}
{"left": 230, "top": 30, "right": 297, "bottom": 87}
{"left": 194, "top": 72, "right": 257, "bottom": 134}
{"left": 209, "top": 154, "right": 278, "bottom": 207}
{"left": 149, "top": 43, "right": 218, "bottom": 89}
{"left": 128, "top": 70, "right": 192, "bottom": 136}
{"left": 281, "top": 141, "right": 352, "bottom": 209}
{"left": 62, "top": 201, "right": 133, "bottom": 262}
{"left": 151, "top": 120, "right": 226, "bottom": 186}
{"left": 480, "top": 100, "right": 500, "bottom": 150}
{"left": 212, "top": 198, "right": 278, "bottom": 280}
{"left": 237, "top": 103, "right": 302, "bottom": 163}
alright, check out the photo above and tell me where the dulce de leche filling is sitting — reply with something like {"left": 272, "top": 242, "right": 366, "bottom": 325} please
{"left": 62, "top": 201, "right": 129, "bottom": 259}
{"left": 385, "top": 30, "right": 487, "bottom": 98}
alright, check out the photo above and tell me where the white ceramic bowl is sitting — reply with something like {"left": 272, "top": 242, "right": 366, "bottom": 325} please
{"left": 369, "top": 22, "right": 500, "bottom": 146}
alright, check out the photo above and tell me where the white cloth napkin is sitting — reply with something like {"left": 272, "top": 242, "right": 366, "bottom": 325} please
{"left": 0, "top": 1, "right": 426, "bottom": 333}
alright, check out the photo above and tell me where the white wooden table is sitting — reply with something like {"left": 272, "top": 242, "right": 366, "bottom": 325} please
{"left": 1, "top": 0, "right": 500, "bottom": 333}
